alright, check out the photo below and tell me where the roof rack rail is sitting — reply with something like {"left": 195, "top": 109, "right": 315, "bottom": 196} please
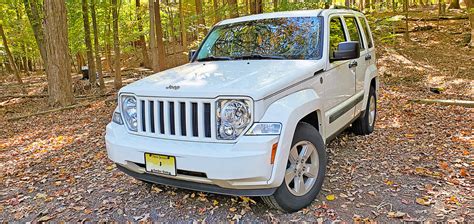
{"left": 329, "top": 5, "right": 361, "bottom": 12}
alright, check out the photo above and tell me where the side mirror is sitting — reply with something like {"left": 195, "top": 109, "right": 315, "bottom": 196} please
{"left": 331, "top": 41, "right": 360, "bottom": 62}
{"left": 188, "top": 50, "right": 196, "bottom": 62}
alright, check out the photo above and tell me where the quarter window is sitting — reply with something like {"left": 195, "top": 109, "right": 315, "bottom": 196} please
{"left": 359, "top": 17, "right": 373, "bottom": 48}
{"left": 329, "top": 17, "right": 347, "bottom": 60}
{"left": 344, "top": 17, "right": 364, "bottom": 51}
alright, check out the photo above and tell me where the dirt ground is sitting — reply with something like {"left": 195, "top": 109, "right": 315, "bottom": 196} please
{"left": 0, "top": 17, "right": 473, "bottom": 222}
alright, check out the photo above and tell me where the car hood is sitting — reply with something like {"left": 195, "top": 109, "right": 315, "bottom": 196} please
{"left": 120, "top": 60, "right": 324, "bottom": 101}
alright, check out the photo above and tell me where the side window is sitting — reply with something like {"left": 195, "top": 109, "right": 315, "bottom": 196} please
{"left": 329, "top": 17, "right": 347, "bottom": 60}
{"left": 359, "top": 17, "right": 373, "bottom": 49}
{"left": 344, "top": 17, "right": 364, "bottom": 51}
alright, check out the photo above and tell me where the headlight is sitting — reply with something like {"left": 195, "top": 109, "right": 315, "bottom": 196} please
{"left": 216, "top": 99, "right": 252, "bottom": 140}
{"left": 246, "top": 123, "right": 281, "bottom": 136}
{"left": 121, "top": 95, "right": 138, "bottom": 131}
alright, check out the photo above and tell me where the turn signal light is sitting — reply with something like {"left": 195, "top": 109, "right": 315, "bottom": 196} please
{"left": 271, "top": 143, "right": 278, "bottom": 164}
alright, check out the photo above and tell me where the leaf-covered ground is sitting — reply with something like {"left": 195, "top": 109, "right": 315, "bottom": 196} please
{"left": 1, "top": 18, "right": 472, "bottom": 222}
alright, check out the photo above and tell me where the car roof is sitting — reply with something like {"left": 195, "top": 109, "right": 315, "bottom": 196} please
{"left": 217, "top": 9, "right": 364, "bottom": 25}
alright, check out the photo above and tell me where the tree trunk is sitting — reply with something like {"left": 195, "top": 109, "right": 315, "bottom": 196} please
{"left": 136, "top": 0, "right": 151, "bottom": 68}
{"left": 195, "top": 0, "right": 206, "bottom": 35}
{"left": 273, "top": 0, "right": 278, "bottom": 11}
{"left": 250, "top": 0, "right": 256, "bottom": 14}
{"left": 404, "top": 0, "right": 409, "bottom": 40}
{"left": 466, "top": 0, "right": 474, "bottom": 47}
{"left": 365, "top": 0, "right": 371, "bottom": 10}
{"left": 154, "top": 0, "right": 166, "bottom": 70}
{"left": 166, "top": 1, "right": 176, "bottom": 42}
{"left": 149, "top": 0, "right": 159, "bottom": 71}
{"left": 112, "top": 0, "right": 122, "bottom": 89}
{"left": 43, "top": 0, "right": 74, "bottom": 106}
{"left": 23, "top": 0, "right": 47, "bottom": 67}
{"left": 256, "top": 0, "right": 263, "bottom": 13}
{"left": 0, "top": 24, "right": 24, "bottom": 89}
{"left": 213, "top": 0, "right": 221, "bottom": 23}
{"left": 179, "top": 0, "right": 188, "bottom": 48}
{"left": 228, "top": 0, "right": 239, "bottom": 18}
{"left": 105, "top": 3, "right": 113, "bottom": 72}
{"left": 448, "top": 0, "right": 460, "bottom": 9}
{"left": 82, "top": 0, "right": 96, "bottom": 87}
{"left": 91, "top": 0, "right": 105, "bottom": 91}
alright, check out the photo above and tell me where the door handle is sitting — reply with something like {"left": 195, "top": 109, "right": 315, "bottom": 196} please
{"left": 365, "top": 54, "right": 372, "bottom": 61}
{"left": 348, "top": 61, "right": 358, "bottom": 68}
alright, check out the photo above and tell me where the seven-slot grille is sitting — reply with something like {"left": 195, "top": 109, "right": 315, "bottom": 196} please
{"left": 136, "top": 97, "right": 216, "bottom": 141}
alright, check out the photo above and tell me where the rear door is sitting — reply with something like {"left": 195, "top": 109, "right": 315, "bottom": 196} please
{"left": 357, "top": 16, "right": 376, "bottom": 111}
{"left": 342, "top": 15, "right": 367, "bottom": 114}
{"left": 323, "top": 14, "right": 356, "bottom": 138}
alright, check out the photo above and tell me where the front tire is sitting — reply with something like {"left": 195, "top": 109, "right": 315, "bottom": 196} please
{"left": 261, "top": 122, "right": 327, "bottom": 212}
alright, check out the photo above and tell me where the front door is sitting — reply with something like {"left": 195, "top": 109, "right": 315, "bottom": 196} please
{"left": 323, "top": 15, "right": 356, "bottom": 138}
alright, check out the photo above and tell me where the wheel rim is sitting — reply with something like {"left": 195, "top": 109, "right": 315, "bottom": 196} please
{"left": 368, "top": 95, "right": 376, "bottom": 127}
{"left": 285, "top": 140, "right": 319, "bottom": 196}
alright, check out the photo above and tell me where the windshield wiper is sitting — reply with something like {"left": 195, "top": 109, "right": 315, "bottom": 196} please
{"left": 233, "top": 54, "right": 286, "bottom": 60}
{"left": 197, "top": 56, "right": 233, "bottom": 62}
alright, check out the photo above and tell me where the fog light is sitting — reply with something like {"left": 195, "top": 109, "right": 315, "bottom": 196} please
{"left": 112, "top": 112, "right": 123, "bottom": 125}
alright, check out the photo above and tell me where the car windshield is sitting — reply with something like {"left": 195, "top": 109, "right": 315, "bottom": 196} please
{"left": 195, "top": 17, "right": 323, "bottom": 61}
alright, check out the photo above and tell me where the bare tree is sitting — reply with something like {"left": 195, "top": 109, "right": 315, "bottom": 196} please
{"left": 112, "top": 0, "right": 122, "bottom": 89}
{"left": 23, "top": 0, "right": 47, "bottom": 67}
{"left": 179, "top": 0, "right": 188, "bottom": 48}
{"left": 149, "top": 0, "right": 159, "bottom": 71}
{"left": 195, "top": 0, "right": 206, "bottom": 35}
{"left": 448, "top": 0, "right": 460, "bottom": 9}
{"left": 467, "top": 0, "right": 474, "bottom": 47}
{"left": 91, "top": 0, "right": 105, "bottom": 90}
{"left": 43, "top": 0, "right": 74, "bottom": 106}
{"left": 153, "top": 0, "right": 167, "bottom": 70}
{"left": 82, "top": 0, "right": 97, "bottom": 87}
{"left": 213, "top": 0, "right": 221, "bottom": 23}
{"left": 228, "top": 0, "right": 239, "bottom": 18}
{"left": 0, "top": 24, "right": 24, "bottom": 89}
{"left": 136, "top": 0, "right": 150, "bottom": 68}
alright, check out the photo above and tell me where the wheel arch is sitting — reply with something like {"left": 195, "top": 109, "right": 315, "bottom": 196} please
{"left": 258, "top": 89, "right": 325, "bottom": 188}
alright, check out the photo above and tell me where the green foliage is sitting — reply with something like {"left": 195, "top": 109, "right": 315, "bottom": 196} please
{"left": 1, "top": 0, "right": 38, "bottom": 60}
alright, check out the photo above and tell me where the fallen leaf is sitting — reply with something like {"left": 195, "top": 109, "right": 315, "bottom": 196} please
{"left": 460, "top": 168, "right": 467, "bottom": 177}
{"left": 35, "top": 193, "right": 47, "bottom": 200}
{"left": 37, "top": 215, "right": 53, "bottom": 222}
{"left": 416, "top": 197, "right": 431, "bottom": 206}
{"left": 151, "top": 185, "right": 162, "bottom": 193}
{"left": 439, "top": 161, "right": 449, "bottom": 170}
{"left": 387, "top": 211, "right": 406, "bottom": 218}
{"left": 240, "top": 196, "right": 256, "bottom": 204}
{"left": 326, "top": 194, "right": 335, "bottom": 201}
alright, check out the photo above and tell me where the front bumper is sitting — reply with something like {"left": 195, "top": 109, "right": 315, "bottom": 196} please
{"left": 105, "top": 122, "right": 280, "bottom": 193}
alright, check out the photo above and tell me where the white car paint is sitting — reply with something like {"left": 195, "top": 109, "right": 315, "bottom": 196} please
{"left": 106, "top": 9, "right": 378, "bottom": 192}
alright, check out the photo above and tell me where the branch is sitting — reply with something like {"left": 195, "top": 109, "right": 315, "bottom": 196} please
{"left": 7, "top": 102, "right": 94, "bottom": 121}
{"left": 410, "top": 99, "right": 474, "bottom": 108}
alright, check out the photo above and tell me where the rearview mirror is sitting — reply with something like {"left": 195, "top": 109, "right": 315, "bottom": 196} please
{"left": 189, "top": 50, "right": 196, "bottom": 62}
{"left": 331, "top": 41, "right": 360, "bottom": 62}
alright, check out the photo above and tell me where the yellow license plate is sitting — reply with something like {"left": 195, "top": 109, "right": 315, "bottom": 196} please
{"left": 144, "top": 153, "right": 176, "bottom": 176}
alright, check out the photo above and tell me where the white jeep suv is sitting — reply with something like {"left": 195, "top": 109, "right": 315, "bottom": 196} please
{"left": 106, "top": 9, "right": 378, "bottom": 212}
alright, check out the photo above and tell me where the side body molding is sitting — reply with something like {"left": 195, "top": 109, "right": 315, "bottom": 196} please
{"left": 257, "top": 89, "right": 324, "bottom": 188}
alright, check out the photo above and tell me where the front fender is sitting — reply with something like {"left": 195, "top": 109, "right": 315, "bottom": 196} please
{"left": 258, "top": 89, "right": 324, "bottom": 188}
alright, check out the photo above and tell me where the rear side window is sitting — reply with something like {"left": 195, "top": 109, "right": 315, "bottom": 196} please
{"left": 329, "top": 17, "right": 347, "bottom": 59}
{"left": 344, "top": 17, "right": 364, "bottom": 51}
{"left": 359, "top": 17, "right": 373, "bottom": 48}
